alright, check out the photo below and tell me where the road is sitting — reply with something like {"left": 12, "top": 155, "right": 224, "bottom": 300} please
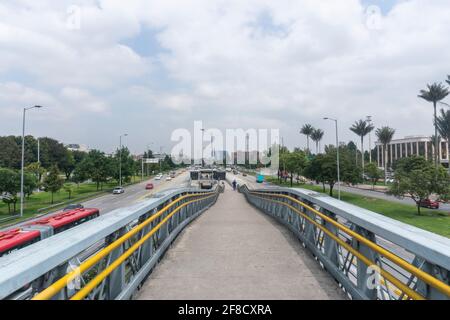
{"left": 337, "top": 185, "right": 450, "bottom": 212}
{"left": 2, "top": 170, "right": 191, "bottom": 231}
{"left": 233, "top": 172, "right": 450, "bottom": 212}
{"left": 81, "top": 170, "right": 190, "bottom": 215}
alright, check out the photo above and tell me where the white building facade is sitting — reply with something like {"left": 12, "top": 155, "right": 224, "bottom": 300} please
{"left": 375, "top": 135, "right": 449, "bottom": 169}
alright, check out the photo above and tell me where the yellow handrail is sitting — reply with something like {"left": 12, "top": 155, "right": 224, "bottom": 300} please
{"left": 249, "top": 191, "right": 450, "bottom": 299}
{"left": 251, "top": 195, "right": 423, "bottom": 300}
{"left": 32, "top": 191, "right": 215, "bottom": 300}
{"left": 71, "top": 194, "right": 215, "bottom": 300}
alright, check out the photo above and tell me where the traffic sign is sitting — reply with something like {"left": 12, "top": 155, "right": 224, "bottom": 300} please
{"left": 144, "top": 158, "right": 159, "bottom": 164}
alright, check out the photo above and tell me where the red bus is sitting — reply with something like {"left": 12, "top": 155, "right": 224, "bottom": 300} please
{"left": 0, "top": 208, "right": 100, "bottom": 257}
{"left": 0, "top": 229, "right": 41, "bottom": 257}
{"left": 28, "top": 208, "right": 100, "bottom": 234}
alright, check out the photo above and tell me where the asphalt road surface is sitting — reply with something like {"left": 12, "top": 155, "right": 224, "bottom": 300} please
{"left": 81, "top": 170, "right": 190, "bottom": 215}
{"left": 2, "top": 170, "right": 190, "bottom": 231}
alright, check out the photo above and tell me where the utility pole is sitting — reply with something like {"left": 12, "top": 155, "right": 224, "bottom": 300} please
{"left": 246, "top": 133, "right": 249, "bottom": 167}
{"left": 160, "top": 146, "right": 163, "bottom": 173}
{"left": 37, "top": 138, "right": 40, "bottom": 165}
{"left": 324, "top": 117, "right": 341, "bottom": 200}
{"left": 141, "top": 157, "right": 144, "bottom": 181}
{"left": 201, "top": 128, "right": 205, "bottom": 167}
{"left": 21, "top": 106, "right": 43, "bottom": 217}
{"left": 37, "top": 137, "right": 41, "bottom": 191}
{"left": 119, "top": 133, "right": 128, "bottom": 187}
{"left": 367, "top": 116, "right": 373, "bottom": 163}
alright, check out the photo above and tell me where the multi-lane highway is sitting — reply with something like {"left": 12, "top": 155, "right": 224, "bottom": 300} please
{"left": 1, "top": 170, "right": 190, "bottom": 231}
{"left": 81, "top": 170, "right": 190, "bottom": 215}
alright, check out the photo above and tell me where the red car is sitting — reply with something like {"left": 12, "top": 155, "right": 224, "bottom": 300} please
{"left": 419, "top": 199, "right": 440, "bottom": 209}
{"left": 145, "top": 183, "right": 154, "bottom": 190}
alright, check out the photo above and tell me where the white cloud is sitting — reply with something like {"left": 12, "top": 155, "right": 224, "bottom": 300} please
{"left": 1, "top": 0, "right": 450, "bottom": 153}
{"left": 60, "top": 87, "right": 109, "bottom": 113}
{"left": 0, "top": 1, "right": 151, "bottom": 89}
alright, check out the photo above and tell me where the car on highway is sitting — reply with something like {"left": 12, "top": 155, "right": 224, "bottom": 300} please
{"left": 419, "top": 198, "right": 440, "bottom": 209}
{"left": 63, "top": 203, "right": 84, "bottom": 211}
{"left": 155, "top": 174, "right": 162, "bottom": 180}
{"left": 166, "top": 176, "right": 172, "bottom": 181}
{"left": 112, "top": 187, "right": 125, "bottom": 194}
{"left": 145, "top": 183, "right": 154, "bottom": 190}
{"left": 242, "top": 173, "right": 247, "bottom": 177}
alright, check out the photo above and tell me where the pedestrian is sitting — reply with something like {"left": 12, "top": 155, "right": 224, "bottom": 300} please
{"left": 232, "top": 179, "right": 237, "bottom": 191}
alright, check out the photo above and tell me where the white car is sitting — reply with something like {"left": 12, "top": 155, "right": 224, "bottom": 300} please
{"left": 155, "top": 175, "right": 162, "bottom": 180}
{"left": 112, "top": 187, "right": 125, "bottom": 194}
{"left": 166, "top": 176, "right": 172, "bottom": 181}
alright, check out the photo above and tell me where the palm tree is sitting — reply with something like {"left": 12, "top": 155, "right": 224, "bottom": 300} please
{"left": 437, "top": 109, "right": 450, "bottom": 143}
{"left": 350, "top": 119, "right": 374, "bottom": 176}
{"left": 376, "top": 127, "right": 395, "bottom": 184}
{"left": 300, "top": 124, "right": 314, "bottom": 152}
{"left": 310, "top": 128, "right": 324, "bottom": 154}
{"left": 437, "top": 108, "right": 450, "bottom": 172}
{"left": 419, "top": 83, "right": 449, "bottom": 167}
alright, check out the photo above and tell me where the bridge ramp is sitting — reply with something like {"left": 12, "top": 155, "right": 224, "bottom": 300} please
{"left": 137, "top": 186, "right": 345, "bottom": 300}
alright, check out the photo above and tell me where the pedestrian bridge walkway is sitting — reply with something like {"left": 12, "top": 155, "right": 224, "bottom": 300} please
{"left": 1, "top": 181, "right": 449, "bottom": 300}
{"left": 137, "top": 187, "right": 344, "bottom": 299}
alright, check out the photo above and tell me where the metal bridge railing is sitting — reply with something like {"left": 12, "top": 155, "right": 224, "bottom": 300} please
{"left": 239, "top": 184, "right": 450, "bottom": 300}
{"left": 0, "top": 185, "right": 223, "bottom": 300}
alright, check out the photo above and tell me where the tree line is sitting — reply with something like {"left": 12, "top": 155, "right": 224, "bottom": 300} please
{"left": 276, "top": 145, "right": 450, "bottom": 215}
{"left": 278, "top": 144, "right": 362, "bottom": 196}
{"left": 0, "top": 135, "right": 178, "bottom": 214}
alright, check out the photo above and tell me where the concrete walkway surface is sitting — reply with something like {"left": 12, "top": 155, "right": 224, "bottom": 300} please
{"left": 137, "top": 187, "right": 345, "bottom": 300}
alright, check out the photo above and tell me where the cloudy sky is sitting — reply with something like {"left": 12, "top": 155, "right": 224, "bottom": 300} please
{"left": 0, "top": 0, "right": 449, "bottom": 154}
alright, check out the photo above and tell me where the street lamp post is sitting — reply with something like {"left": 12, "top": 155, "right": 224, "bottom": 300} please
{"left": 141, "top": 156, "right": 144, "bottom": 181}
{"left": 119, "top": 134, "right": 128, "bottom": 187}
{"left": 324, "top": 117, "right": 341, "bottom": 200}
{"left": 21, "top": 105, "right": 43, "bottom": 217}
{"left": 36, "top": 137, "right": 41, "bottom": 192}
{"left": 366, "top": 116, "right": 373, "bottom": 163}
{"left": 159, "top": 146, "right": 164, "bottom": 173}
{"left": 201, "top": 128, "right": 205, "bottom": 167}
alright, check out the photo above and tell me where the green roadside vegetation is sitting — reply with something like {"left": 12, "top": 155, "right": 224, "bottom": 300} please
{"left": 0, "top": 175, "right": 145, "bottom": 227}
{"left": 265, "top": 176, "right": 450, "bottom": 238}
{"left": 0, "top": 134, "right": 185, "bottom": 228}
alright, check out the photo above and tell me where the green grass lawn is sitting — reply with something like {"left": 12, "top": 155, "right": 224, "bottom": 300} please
{"left": 265, "top": 177, "right": 450, "bottom": 238}
{"left": 0, "top": 175, "right": 146, "bottom": 227}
